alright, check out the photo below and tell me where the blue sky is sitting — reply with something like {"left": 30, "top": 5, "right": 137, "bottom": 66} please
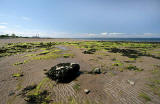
{"left": 0, "top": 0, "right": 160, "bottom": 38}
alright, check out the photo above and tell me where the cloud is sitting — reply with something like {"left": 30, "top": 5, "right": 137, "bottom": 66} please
{"left": 0, "top": 22, "right": 8, "bottom": 25}
{"left": 0, "top": 25, "right": 7, "bottom": 29}
{"left": 109, "top": 32, "right": 125, "bottom": 35}
{"left": 101, "top": 32, "right": 107, "bottom": 35}
{"left": 0, "top": 28, "right": 159, "bottom": 38}
{"left": 83, "top": 33, "right": 108, "bottom": 38}
{"left": 22, "top": 16, "right": 31, "bottom": 21}
{"left": 87, "top": 33, "right": 97, "bottom": 36}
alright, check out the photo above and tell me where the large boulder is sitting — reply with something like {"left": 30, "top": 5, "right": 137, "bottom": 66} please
{"left": 46, "top": 63, "right": 80, "bottom": 82}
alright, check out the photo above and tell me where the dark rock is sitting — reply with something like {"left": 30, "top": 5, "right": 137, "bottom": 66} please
{"left": 88, "top": 68, "right": 101, "bottom": 74}
{"left": 83, "top": 49, "right": 96, "bottom": 54}
{"left": 17, "top": 84, "right": 37, "bottom": 96}
{"left": 43, "top": 69, "right": 48, "bottom": 71}
{"left": 46, "top": 63, "right": 80, "bottom": 82}
{"left": 24, "top": 90, "right": 50, "bottom": 104}
{"left": 108, "top": 48, "right": 143, "bottom": 58}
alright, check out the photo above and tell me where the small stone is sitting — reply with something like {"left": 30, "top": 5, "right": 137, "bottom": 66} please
{"left": 127, "top": 80, "right": 135, "bottom": 85}
{"left": 92, "top": 68, "right": 101, "bottom": 74}
{"left": 43, "top": 69, "right": 48, "bottom": 71}
{"left": 84, "top": 89, "right": 90, "bottom": 94}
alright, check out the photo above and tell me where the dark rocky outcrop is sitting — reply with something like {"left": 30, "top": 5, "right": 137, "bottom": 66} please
{"left": 46, "top": 63, "right": 80, "bottom": 82}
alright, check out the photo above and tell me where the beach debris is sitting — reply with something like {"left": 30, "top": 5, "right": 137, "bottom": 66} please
{"left": 84, "top": 89, "right": 90, "bottom": 94}
{"left": 46, "top": 63, "right": 80, "bottom": 82}
{"left": 127, "top": 80, "right": 135, "bottom": 85}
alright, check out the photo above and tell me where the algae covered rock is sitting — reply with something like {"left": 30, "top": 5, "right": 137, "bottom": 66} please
{"left": 46, "top": 63, "right": 80, "bottom": 82}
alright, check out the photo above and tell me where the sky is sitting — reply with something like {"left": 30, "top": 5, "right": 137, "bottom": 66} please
{"left": 0, "top": 0, "right": 160, "bottom": 38}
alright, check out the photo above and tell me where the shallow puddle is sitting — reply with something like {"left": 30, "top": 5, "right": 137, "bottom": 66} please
{"left": 56, "top": 46, "right": 68, "bottom": 50}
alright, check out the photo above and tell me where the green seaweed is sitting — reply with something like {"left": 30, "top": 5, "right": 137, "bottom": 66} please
{"left": 126, "top": 65, "right": 143, "bottom": 71}
{"left": 12, "top": 73, "right": 23, "bottom": 77}
{"left": 73, "top": 83, "right": 80, "bottom": 91}
{"left": 63, "top": 53, "right": 74, "bottom": 58}
{"left": 139, "top": 93, "right": 151, "bottom": 101}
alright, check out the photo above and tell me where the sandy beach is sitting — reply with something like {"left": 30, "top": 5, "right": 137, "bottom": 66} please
{"left": 0, "top": 38, "right": 160, "bottom": 104}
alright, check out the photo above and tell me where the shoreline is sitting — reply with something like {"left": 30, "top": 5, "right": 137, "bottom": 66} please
{"left": 1, "top": 38, "right": 160, "bottom": 43}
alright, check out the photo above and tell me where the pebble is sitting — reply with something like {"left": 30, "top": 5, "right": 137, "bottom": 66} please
{"left": 84, "top": 89, "right": 90, "bottom": 94}
{"left": 127, "top": 80, "right": 135, "bottom": 85}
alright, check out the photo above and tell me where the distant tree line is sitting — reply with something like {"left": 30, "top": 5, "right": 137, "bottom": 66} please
{"left": 0, "top": 34, "right": 21, "bottom": 38}
{"left": 0, "top": 34, "right": 42, "bottom": 38}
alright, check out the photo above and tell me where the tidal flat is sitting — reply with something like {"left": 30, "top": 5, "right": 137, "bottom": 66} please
{"left": 0, "top": 38, "right": 160, "bottom": 104}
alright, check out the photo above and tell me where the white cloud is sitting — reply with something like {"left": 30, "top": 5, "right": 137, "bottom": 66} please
{"left": 22, "top": 16, "right": 31, "bottom": 21}
{"left": 101, "top": 32, "right": 107, "bottom": 35}
{"left": 109, "top": 32, "right": 125, "bottom": 35}
{"left": 0, "top": 25, "right": 7, "bottom": 29}
{"left": 0, "top": 22, "right": 8, "bottom": 25}
{"left": 87, "top": 33, "right": 97, "bottom": 36}
{"left": 83, "top": 33, "right": 108, "bottom": 38}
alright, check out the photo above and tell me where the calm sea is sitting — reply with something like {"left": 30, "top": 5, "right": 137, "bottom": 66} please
{"left": 75, "top": 38, "right": 160, "bottom": 42}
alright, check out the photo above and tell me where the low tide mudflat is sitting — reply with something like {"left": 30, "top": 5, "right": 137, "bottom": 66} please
{"left": 1, "top": 38, "right": 160, "bottom": 104}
